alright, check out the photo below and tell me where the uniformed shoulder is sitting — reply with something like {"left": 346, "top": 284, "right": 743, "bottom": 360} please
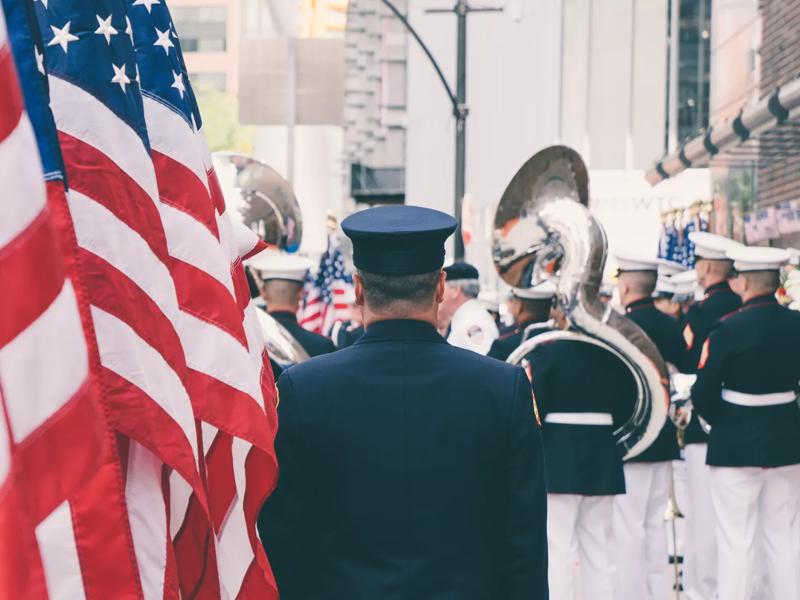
{"left": 718, "top": 308, "right": 741, "bottom": 323}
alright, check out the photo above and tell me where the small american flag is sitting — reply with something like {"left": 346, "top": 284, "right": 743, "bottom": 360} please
{"left": 299, "top": 235, "right": 353, "bottom": 336}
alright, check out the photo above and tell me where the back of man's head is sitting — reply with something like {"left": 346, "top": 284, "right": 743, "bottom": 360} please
{"left": 517, "top": 298, "right": 552, "bottom": 323}
{"left": 618, "top": 271, "right": 657, "bottom": 304}
{"left": 737, "top": 270, "right": 780, "bottom": 299}
{"left": 357, "top": 269, "right": 441, "bottom": 317}
{"left": 262, "top": 279, "right": 304, "bottom": 311}
{"left": 697, "top": 258, "right": 733, "bottom": 288}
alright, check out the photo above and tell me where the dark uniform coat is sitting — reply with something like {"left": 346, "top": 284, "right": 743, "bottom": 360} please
{"left": 528, "top": 339, "right": 635, "bottom": 496}
{"left": 624, "top": 298, "right": 685, "bottom": 463}
{"left": 692, "top": 294, "right": 800, "bottom": 467}
{"left": 269, "top": 310, "right": 335, "bottom": 357}
{"left": 681, "top": 281, "right": 742, "bottom": 443}
{"left": 259, "top": 319, "right": 549, "bottom": 600}
{"left": 487, "top": 319, "right": 552, "bottom": 362}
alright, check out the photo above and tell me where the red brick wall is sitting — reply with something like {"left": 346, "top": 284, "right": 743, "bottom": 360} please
{"left": 757, "top": 0, "right": 800, "bottom": 248}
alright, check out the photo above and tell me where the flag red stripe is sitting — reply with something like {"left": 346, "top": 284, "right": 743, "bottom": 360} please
{"left": 69, "top": 442, "right": 144, "bottom": 600}
{"left": 206, "top": 168, "right": 226, "bottom": 215}
{"left": 236, "top": 557, "right": 278, "bottom": 600}
{"left": 204, "top": 432, "right": 236, "bottom": 532}
{"left": 152, "top": 150, "right": 219, "bottom": 240}
{"left": 13, "top": 382, "right": 103, "bottom": 522}
{"left": 173, "top": 491, "right": 215, "bottom": 597}
{"left": 0, "top": 208, "right": 64, "bottom": 347}
{"left": 100, "top": 366, "right": 206, "bottom": 513}
{"left": 59, "top": 132, "right": 170, "bottom": 264}
{"left": 170, "top": 258, "right": 248, "bottom": 347}
{"left": 0, "top": 45, "right": 23, "bottom": 142}
{"left": 186, "top": 371, "right": 273, "bottom": 454}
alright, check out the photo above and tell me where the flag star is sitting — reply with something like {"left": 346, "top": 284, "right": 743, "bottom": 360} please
{"left": 153, "top": 27, "right": 174, "bottom": 54}
{"left": 48, "top": 22, "right": 79, "bottom": 53}
{"left": 34, "top": 46, "right": 45, "bottom": 75}
{"left": 95, "top": 15, "right": 118, "bottom": 44}
{"left": 170, "top": 24, "right": 178, "bottom": 39}
{"left": 125, "top": 16, "right": 134, "bottom": 42}
{"left": 171, "top": 70, "right": 186, "bottom": 98}
{"left": 111, "top": 63, "right": 131, "bottom": 93}
{"left": 132, "top": 0, "right": 160, "bottom": 13}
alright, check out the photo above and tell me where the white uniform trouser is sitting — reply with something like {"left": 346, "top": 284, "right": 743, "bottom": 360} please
{"left": 683, "top": 443, "right": 718, "bottom": 600}
{"left": 613, "top": 461, "right": 671, "bottom": 600}
{"left": 547, "top": 494, "right": 616, "bottom": 600}
{"left": 709, "top": 464, "right": 800, "bottom": 600}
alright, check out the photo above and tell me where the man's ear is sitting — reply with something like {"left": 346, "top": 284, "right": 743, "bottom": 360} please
{"left": 354, "top": 273, "right": 365, "bottom": 307}
{"left": 435, "top": 271, "right": 446, "bottom": 303}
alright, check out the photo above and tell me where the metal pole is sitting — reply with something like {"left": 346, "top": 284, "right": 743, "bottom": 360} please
{"left": 286, "top": 35, "right": 297, "bottom": 185}
{"left": 454, "top": 0, "right": 468, "bottom": 260}
{"left": 667, "top": 0, "right": 680, "bottom": 152}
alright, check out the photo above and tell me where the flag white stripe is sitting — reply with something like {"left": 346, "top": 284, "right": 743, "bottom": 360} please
{"left": 143, "top": 98, "right": 209, "bottom": 192}
{"left": 68, "top": 190, "right": 181, "bottom": 324}
{"left": 1, "top": 281, "right": 88, "bottom": 442}
{"left": 159, "top": 202, "right": 235, "bottom": 296}
{"left": 0, "top": 114, "right": 46, "bottom": 247}
{"left": 92, "top": 306, "right": 198, "bottom": 464}
{"left": 125, "top": 443, "right": 168, "bottom": 600}
{"left": 48, "top": 77, "right": 159, "bottom": 203}
{"left": 168, "top": 470, "right": 193, "bottom": 540}
{"left": 216, "top": 438, "right": 254, "bottom": 598}
{"left": 177, "top": 311, "right": 263, "bottom": 405}
{"left": 35, "top": 501, "right": 87, "bottom": 600}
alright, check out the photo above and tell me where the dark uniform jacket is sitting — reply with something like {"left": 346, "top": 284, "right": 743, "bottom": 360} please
{"left": 624, "top": 298, "right": 685, "bottom": 463}
{"left": 487, "top": 319, "right": 552, "bottom": 362}
{"left": 692, "top": 294, "right": 800, "bottom": 468}
{"left": 269, "top": 310, "right": 336, "bottom": 357}
{"left": 528, "top": 339, "right": 634, "bottom": 496}
{"left": 681, "top": 281, "right": 742, "bottom": 443}
{"left": 259, "top": 319, "right": 549, "bottom": 600}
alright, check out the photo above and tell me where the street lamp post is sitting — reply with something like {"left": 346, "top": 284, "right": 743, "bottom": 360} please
{"left": 376, "top": 0, "right": 501, "bottom": 260}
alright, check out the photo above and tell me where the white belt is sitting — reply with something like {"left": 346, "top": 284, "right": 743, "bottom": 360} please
{"left": 721, "top": 389, "right": 797, "bottom": 407}
{"left": 544, "top": 412, "right": 613, "bottom": 426}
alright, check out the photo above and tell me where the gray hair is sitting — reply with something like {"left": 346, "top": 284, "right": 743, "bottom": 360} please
{"left": 357, "top": 269, "right": 440, "bottom": 313}
{"left": 447, "top": 279, "right": 480, "bottom": 299}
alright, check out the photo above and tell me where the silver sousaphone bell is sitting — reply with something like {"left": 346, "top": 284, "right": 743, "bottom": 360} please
{"left": 492, "top": 145, "right": 670, "bottom": 459}
{"left": 213, "top": 152, "right": 310, "bottom": 367}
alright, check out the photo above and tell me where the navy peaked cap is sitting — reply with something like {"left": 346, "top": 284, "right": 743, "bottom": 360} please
{"left": 341, "top": 205, "right": 457, "bottom": 275}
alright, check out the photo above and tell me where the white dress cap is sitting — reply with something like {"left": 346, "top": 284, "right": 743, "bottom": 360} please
{"left": 657, "top": 259, "right": 688, "bottom": 277}
{"left": 726, "top": 246, "right": 791, "bottom": 272}
{"left": 787, "top": 248, "right": 800, "bottom": 266}
{"left": 615, "top": 252, "right": 659, "bottom": 273}
{"left": 245, "top": 250, "right": 313, "bottom": 282}
{"left": 669, "top": 269, "right": 698, "bottom": 297}
{"left": 512, "top": 280, "right": 557, "bottom": 300}
{"left": 654, "top": 274, "right": 676, "bottom": 296}
{"left": 688, "top": 231, "right": 743, "bottom": 260}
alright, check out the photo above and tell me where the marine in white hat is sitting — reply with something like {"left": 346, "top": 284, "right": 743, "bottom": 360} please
{"left": 488, "top": 281, "right": 556, "bottom": 362}
{"left": 613, "top": 252, "right": 686, "bottom": 600}
{"left": 246, "top": 250, "right": 335, "bottom": 357}
{"left": 677, "top": 233, "right": 746, "bottom": 600}
{"left": 692, "top": 243, "right": 800, "bottom": 600}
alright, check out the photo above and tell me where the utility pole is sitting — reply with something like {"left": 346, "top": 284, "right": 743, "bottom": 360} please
{"left": 378, "top": 0, "right": 501, "bottom": 260}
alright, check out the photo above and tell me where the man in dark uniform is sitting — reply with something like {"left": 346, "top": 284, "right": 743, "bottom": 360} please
{"left": 527, "top": 331, "right": 633, "bottom": 600}
{"left": 613, "top": 254, "right": 686, "bottom": 600}
{"left": 248, "top": 251, "right": 335, "bottom": 358}
{"left": 259, "top": 205, "right": 548, "bottom": 600}
{"left": 679, "top": 232, "right": 742, "bottom": 600}
{"left": 692, "top": 246, "right": 800, "bottom": 600}
{"left": 488, "top": 281, "right": 555, "bottom": 361}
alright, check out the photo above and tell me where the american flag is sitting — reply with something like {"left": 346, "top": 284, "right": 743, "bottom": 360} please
{"left": 2, "top": 0, "right": 278, "bottom": 596}
{"left": 298, "top": 235, "right": 353, "bottom": 336}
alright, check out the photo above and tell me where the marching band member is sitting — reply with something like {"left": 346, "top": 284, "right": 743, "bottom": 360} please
{"left": 613, "top": 254, "right": 686, "bottom": 600}
{"left": 692, "top": 246, "right": 800, "bottom": 600}
{"left": 488, "top": 281, "right": 556, "bottom": 361}
{"left": 528, "top": 324, "right": 635, "bottom": 599}
{"left": 248, "top": 251, "right": 336, "bottom": 357}
{"left": 680, "top": 232, "right": 743, "bottom": 600}
{"left": 440, "top": 262, "right": 499, "bottom": 355}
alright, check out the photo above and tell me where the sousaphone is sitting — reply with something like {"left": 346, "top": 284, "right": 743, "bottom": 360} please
{"left": 492, "top": 145, "right": 669, "bottom": 459}
{"left": 213, "top": 152, "right": 310, "bottom": 366}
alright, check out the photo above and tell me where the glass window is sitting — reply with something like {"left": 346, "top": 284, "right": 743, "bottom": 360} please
{"left": 172, "top": 6, "right": 227, "bottom": 53}
{"left": 677, "top": 0, "right": 711, "bottom": 142}
{"left": 190, "top": 72, "right": 227, "bottom": 91}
